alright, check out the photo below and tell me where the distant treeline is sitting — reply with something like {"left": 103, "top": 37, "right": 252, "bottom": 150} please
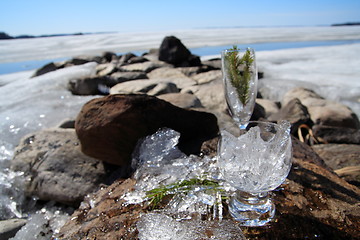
{"left": 0, "top": 31, "right": 114, "bottom": 40}
{"left": 331, "top": 22, "right": 360, "bottom": 27}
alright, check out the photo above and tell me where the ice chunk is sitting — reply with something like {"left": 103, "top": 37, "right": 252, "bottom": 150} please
{"left": 9, "top": 206, "right": 70, "bottom": 240}
{"left": 137, "top": 212, "right": 246, "bottom": 240}
{"left": 132, "top": 128, "right": 185, "bottom": 169}
{"left": 218, "top": 121, "right": 292, "bottom": 193}
{"left": 137, "top": 212, "right": 188, "bottom": 240}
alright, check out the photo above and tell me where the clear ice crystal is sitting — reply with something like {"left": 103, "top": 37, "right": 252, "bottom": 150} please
{"left": 218, "top": 121, "right": 292, "bottom": 193}
{"left": 137, "top": 212, "right": 246, "bottom": 240}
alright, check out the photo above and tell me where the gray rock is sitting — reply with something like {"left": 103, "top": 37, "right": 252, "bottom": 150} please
{"left": 31, "top": 62, "right": 59, "bottom": 77}
{"left": 119, "top": 61, "right": 166, "bottom": 73}
{"left": 283, "top": 87, "right": 360, "bottom": 129}
{"left": 68, "top": 76, "right": 117, "bottom": 95}
{"left": 0, "top": 218, "right": 27, "bottom": 240}
{"left": 157, "top": 93, "right": 203, "bottom": 109}
{"left": 110, "top": 71, "right": 148, "bottom": 82}
{"left": 110, "top": 79, "right": 179, "bottom": 96}
{"left": 147, "top": 82, "right": 179, "bottom": 96}
{"left": 10, "top": 128, "right": 110, "bottom": 206}
{"left": 191, "top": 70, "right": 222, "bottom": 84}
{"left": 269, "top": 98, "right": 312, "bottom": 134}
{"left": 96, "top": 63, "right": 118, "bottom": 76}
{"left": 256, "top": 98, "right": 280, "bottom": 118}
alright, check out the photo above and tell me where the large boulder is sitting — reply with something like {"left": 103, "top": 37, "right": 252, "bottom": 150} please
{"left": 10, "top": 128, "right": 111, "bottom": 206}
{"left": 283, "top": 88, "right": 360, "bottom": 129}
{"left": 75, "top": 94, "right": 219, "bottom": 166}
{"left": 158, "top": 36, "right": 201, "bottom": 67}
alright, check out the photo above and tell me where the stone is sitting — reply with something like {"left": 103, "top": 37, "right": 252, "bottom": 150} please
{"left": 0, "top": 218, "right": 27, "bottom": 240}
{"left": 158, "top": 36, "right": 191, "bottom": 65}
{"left": 146, "top": 82, "right": 179, "bottom": 96}
{"left": 312, "top": 143, "right": 360, "bottom": 186}
{"left": 157, "top": 93, "right": 203, "bottom": 109}
{"left": 202, "top": 58, "right": 221, "bottom": 69}
{"left": 256, "top": 98, "right": 280, "bottom": 118}
{"left": 109, "top": 79, "right": 179, "bottom": 96}
{"left": 96, "top": 63, "right": 118, "bottom": 76}
{"left": 147, "top": 67, "right": 185, "bottom": 79}
{"left": 269, "top": 98, "right": 312, "bottom": 135}
{"left": 312, "top": 125, "right": 360, "bottom": 144}
{"left": 110, "top": 71, "right": 148, "bottom": 83}
{"left": 158, "top": 36, "right": 201, "bottom": 67}
{"left": 31, "top": 62, "right": 59, "bottom": 77}
{"left": 10, "top": 128, "right": 112, "bottom": 206}
{"left": 75, "top": 94, "right": 219, "bottom": 166}
{"left": 283, "top": 87, "right": 360, "bottom": 129}
{"left": 191, "top": 70, "right": 222, "bottom": 84}
{"left": 56, "top": 137, "right": 360, "bottom": 239}
{"left": 102, "top": 51, "right": 118, "bottom": 62}
{"left": 127, "top": 56, "right": 148, "bottom": 64}
{"left": 68, "top": 76, "right": 117, "bottom": 95}
{"left": 119, "top": 61, "right": 166, "bottom": 73}
{"left": 118, "top": 52, "right": 137, "bottom": 65}
{"left": 177, "top": 65, "right": 216, "bottom": 77}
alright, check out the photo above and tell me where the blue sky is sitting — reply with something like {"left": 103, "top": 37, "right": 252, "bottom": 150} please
{"left": 1, "top": 0, "right": 359, "bottom": 36}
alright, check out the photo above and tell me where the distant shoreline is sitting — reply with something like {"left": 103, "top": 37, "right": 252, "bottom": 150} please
{"left": 0, "top": 31, "right": 116, "bottom": 40}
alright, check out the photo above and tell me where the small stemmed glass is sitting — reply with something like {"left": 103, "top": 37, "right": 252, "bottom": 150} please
{"left": 221, "top": 47, "right": 258, "bottom": 129}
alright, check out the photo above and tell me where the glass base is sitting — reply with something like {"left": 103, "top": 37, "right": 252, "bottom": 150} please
{"left": 229, "top": 191, "right": 275, "bottom": 227}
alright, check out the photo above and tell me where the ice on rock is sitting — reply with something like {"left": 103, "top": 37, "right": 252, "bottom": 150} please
{"left": 9, "top": 206, "right": 70, "bottom": 240}
{"left": 137, "top": 212, "right": 246, "bottom": 240}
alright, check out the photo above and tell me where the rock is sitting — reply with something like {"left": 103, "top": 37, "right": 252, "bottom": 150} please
{"left": 256, "top": 98, "right": 280, "bottom": 118}
{"left": 250, "top": 102, "right": 266, "bottom": 121}
{"left": 119, "top": 61, "right": 166, "bottom": 73}
{"left": 312, "top": 125, "right": 360, "bottom": 144}
{"left": 10, "top": 128, "right": 112, "bottom": 206}
{"left": 157, "top": 93, "right": 203, "bottom": 109}
{"left": 312, "top": 144, "right": 360, "bottom": 186}
{"left": 158, "top": 36, "right": 201, "bottom": 67}
{"left": 191, "top": 70, "right": 222, "bottom": 84}
{"left": 269, "top": 98, "right": 312, "bottom": 135}
{"left": 202, "top": 58, "right": 221, "bottom": 69}
{"left": 118, "top": 52, "right": 137, "bottom": 65}
{"left": 102, "top": 51, "right": 118, "bottom": 62}
{"left": 0, "top": 218, "right": 27, "bottom": 240}
{"left": 110, "top": 71, "right": 148, "bottom": 83}
{"left": 147, "top": 67, "right": 185, "bottom": 79}
{"left": 147, "top": 82, "right": 179, "bottom": 96}
{"left": 283, "top": 88, "right": 360, "bottom": 129}
{"left": 127, "top": 56, "right": 148, "bottom": 64}
{"left": 75, "top": 94, "right": 219, "bottom": 166}
{"left": 66, "top": 55, "right": 102, "bottom": 65}
{"left": 96, "top": 63, "right": 118, "bottom": 76}
{"left": 31, "top": 62, "right": 59, "bottom": 77}
{"left": 177, "top": 65, "right": 216, "bottom": 77}
{"left": 109, "top": 79, "right": 179, "bottom": 96}
{"left": 68, "top": 76, "right": 117, "bottom": 95}
{"left": 56, "top": 138, "right": 360, "bottom": 239}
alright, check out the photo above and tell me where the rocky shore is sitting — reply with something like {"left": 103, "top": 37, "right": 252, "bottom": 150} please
{"left": 2, "top": 36, "right": 360, "bottom": 239}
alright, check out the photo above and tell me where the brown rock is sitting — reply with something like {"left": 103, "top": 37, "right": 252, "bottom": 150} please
{"left": 283, "top": 87, "right": 360, "bottom": 129}
{"left": 75, "top": 94, "right": 219, "bottom": 166}
{"left": 312, "top": 143, "right": 360, "bottom": 186}
{"left": 312, "top": 125, "right": 360, "bottom": 144}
